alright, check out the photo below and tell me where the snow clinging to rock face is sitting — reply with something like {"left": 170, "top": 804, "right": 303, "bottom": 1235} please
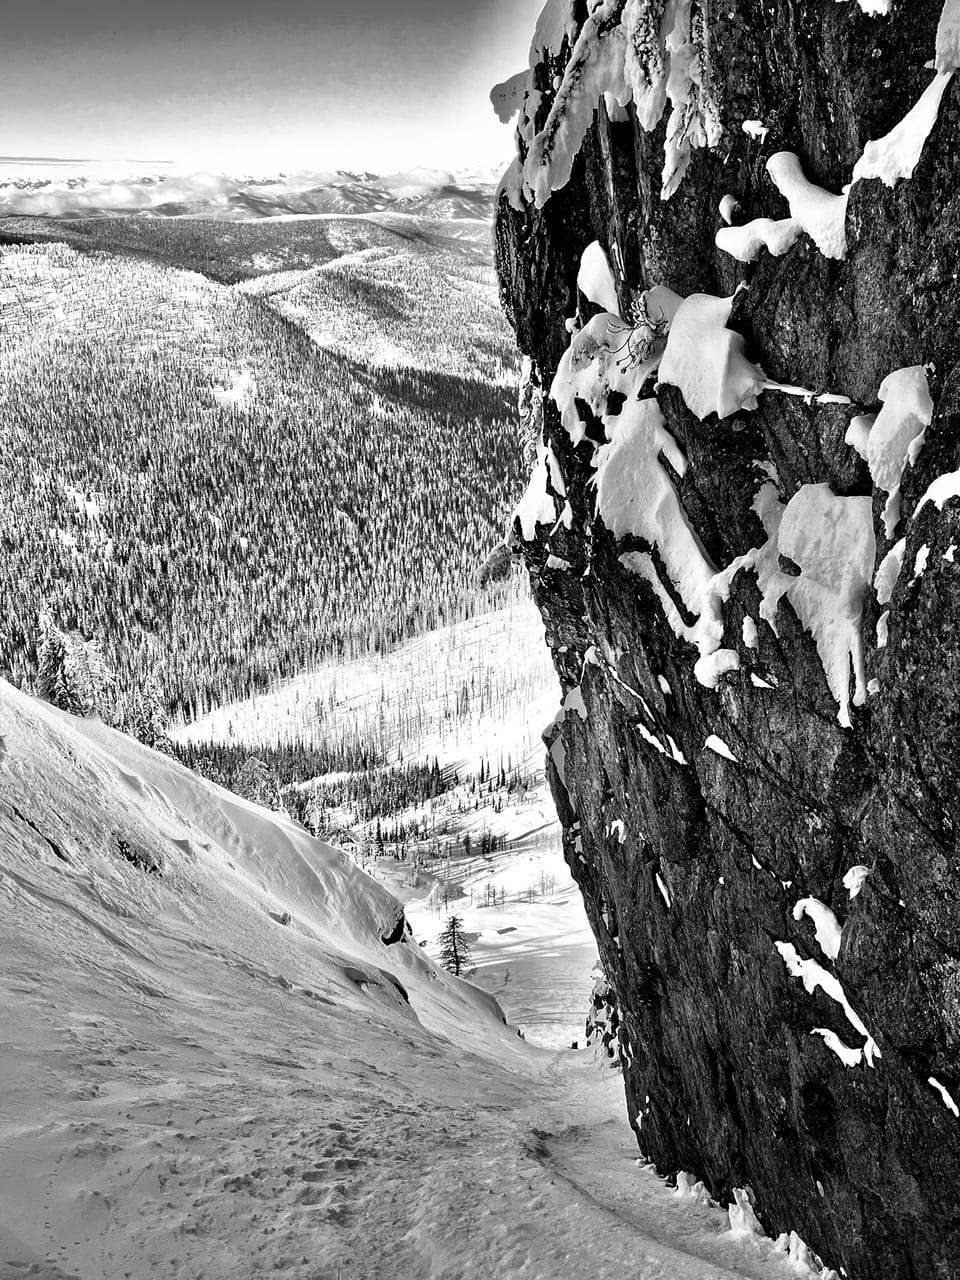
{"left": 915, "top": 468, "right": 960, "bottom": 517}
{"left": 502, "top": 0, "right": 721, "bottom": 208}
{"left": 656, "top": 293, "right": 764, "bottom": 420}
{"left": 514, "top": 443, "right": 564, "bottom": 541}
{"left": 793, "top": 897, "right": 843, "bottom": 960}
{"left": 490, "top": 70, "right": 533, "bottom": 124}
{"left": 929, "top": 1076, "right": 960, "bottom": 1118}
{"left": 530, "top": 0, "right": 579, "bottom": 60}
{"left": 852, "top": 73, "right": 954, "bottom": 188}
{"left": 577, "top": 240, "right": 621, "bottom": 317}
{"left": 937, "top": 0, "right": 960, "bottom": 72}
{"left": 715, "top": 216, "right": 800, "bottom": 264}
{"left": 704, "top": 734, "right": 738, "bottom": 762}
{"left": 594, "top": 398, "right": 716, "bottom": 613}
{"left": 862, "top": 366, "right": 933, "bottom": 538}
{"left": 843, "top": 866, "right": 871, "bottom": 899}
{"left": 766, "top": 152, "right": 849, "bottom": 260}
{"left": 775, "top": 941, "right": 881, "bottom": 1068}
{"left": 874, "top": 538, "right": 906, "bottom": 606}
{"left": 760, "top": 485, "right": 876, "bottom": 728}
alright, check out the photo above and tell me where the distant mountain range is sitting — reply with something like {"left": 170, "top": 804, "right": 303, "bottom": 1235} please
{"left": 0, "top": 164, "right": 499, "bottom": 221}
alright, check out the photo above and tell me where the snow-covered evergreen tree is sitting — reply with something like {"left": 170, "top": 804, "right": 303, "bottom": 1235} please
{"left": 234, "top": 756, "right": 277, "bottom": 808}
{"left": 438, "top": 914, "right": 471, "bottom": 977}
{"left": 35, "top": 611, "right": 79, "bottom": 715}
{"left": 128, "top": 671, "right": 172, "bottom": 752}
{"left": 35, "top": 611, "right": 115, "bottom": 719}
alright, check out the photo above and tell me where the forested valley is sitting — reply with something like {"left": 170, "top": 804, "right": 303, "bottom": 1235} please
{"left": 0, "top": 210, "right": 524, "bottom": 722}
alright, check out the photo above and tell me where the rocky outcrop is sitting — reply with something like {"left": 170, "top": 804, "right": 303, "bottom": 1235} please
{"left": 495, "top": 2, "right": 960, "bottom": 1275}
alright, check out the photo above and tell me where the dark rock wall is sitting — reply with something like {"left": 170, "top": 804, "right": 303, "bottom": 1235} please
{"left": 496, "top": 3, "right": 960, "bottom": 1276}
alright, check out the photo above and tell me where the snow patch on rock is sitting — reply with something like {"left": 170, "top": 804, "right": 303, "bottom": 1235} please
{"left": 766, "top": 152, "right": 849, "bottom": 260}
{"left": 852, "top": 73, "right": 954, "bottom": 187}
{"left": 759, "top": 485, "right": 875, "bottom": 728}
{"left": 577, "top": 240, "right": 621, "bottom": 316}
{"left": 937, "top": 0, "right": 960, "bottom": 72}
{"left": 843, "top": 865, "right": 871, "bottom": 899}
{"left": 491, "top": 70, "right": 533, "bottom": 124}
{"left": 715, "top": 216, "right": 800, "bottom": 263}
{"left": 657, "top": 292, "right": 764, "bottom": 420}
{"left": 510, "top": 0, "right": 721, "bottom": 207}
{"left": 793, "top": 897, "right": 842, "bottom": 960}
{"left": 775, "top": 941, "right": 880, "bottom": 1067}
{"left": 929, "top": 1075, "right": 960, "bottom": 1117}
{"left": 719, "top": 193, "right": 739, "bottom": 224}
{"left": 704, "top": 734, "right": 738, "bottom": 762}
{"left": 916, "top": 468, "right": 960, "bottom": 516}
{"left": 862, "top": 366, "right": 933, "bottom": 538}
{"left": 514, "top": 444, "right": 562, "bottom": 542}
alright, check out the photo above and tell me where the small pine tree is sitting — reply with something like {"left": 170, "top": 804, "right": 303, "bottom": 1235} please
{"left": 438, "top": 914, "right": 471, "bottom": 977}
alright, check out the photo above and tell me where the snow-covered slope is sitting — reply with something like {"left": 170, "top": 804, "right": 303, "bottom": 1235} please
{"left": 0, "top": 677, "right": 513, "bottom": 1051}
{"left": 0, "top": 679, "right": 839, "bottom": 1278}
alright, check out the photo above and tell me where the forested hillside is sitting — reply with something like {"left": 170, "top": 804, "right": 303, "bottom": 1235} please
{"left": 0, "top": 214, "right": 522, "bottom": 717}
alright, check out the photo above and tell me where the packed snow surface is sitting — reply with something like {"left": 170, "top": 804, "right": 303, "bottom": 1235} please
{"left": 177, "top": 601, "right": 558, "bottom": 776}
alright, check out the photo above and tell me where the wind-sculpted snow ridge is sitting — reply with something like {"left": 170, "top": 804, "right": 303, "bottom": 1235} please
{"left": 495, "top": 0, "right": 960, "bottom": 1275}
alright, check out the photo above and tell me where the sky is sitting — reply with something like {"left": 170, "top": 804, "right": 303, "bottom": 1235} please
{"left": 0, "top": 0, "right": 544, "bottom": 175}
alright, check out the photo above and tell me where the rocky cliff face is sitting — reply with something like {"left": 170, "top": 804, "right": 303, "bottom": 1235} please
{"left": 495, "top": 2, "right": 960, "bottom": 1275}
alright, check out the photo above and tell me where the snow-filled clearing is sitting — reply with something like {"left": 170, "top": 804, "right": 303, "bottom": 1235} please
{"left": 211, "top": 366, "right": 256, "bottom": 408}
{"left": 176, "top": 599, "right": 558, "bottom": 776}
{"left": 1, "top": 680, "right": 832, "bottom": 1279}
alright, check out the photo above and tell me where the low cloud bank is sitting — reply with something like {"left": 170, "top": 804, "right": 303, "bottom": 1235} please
{"left": 0, "top": 164, "right": 475, "bottom": 219}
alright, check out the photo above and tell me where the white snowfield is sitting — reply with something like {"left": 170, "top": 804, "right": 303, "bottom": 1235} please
{"left": 0, "top": 679, "right": 836, "bottom": 1279}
